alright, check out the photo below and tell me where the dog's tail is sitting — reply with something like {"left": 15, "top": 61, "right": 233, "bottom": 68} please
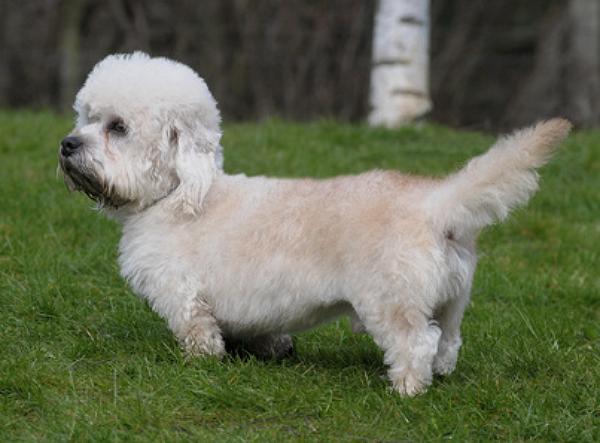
{"left": 423, "top": 118, "right": 571, "bottom": 238}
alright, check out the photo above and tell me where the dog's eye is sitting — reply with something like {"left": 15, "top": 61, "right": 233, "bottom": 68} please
{"left": 107, "top": 119, "right": 127, "bottom": 135}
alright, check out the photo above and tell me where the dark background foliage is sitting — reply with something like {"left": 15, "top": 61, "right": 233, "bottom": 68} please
{"left": 1, "top": 0, "right": 598, "bottom": 129}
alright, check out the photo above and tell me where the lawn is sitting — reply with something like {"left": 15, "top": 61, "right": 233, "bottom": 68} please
{"left": 0, "top": 111, "right": 598, "bottom": 441}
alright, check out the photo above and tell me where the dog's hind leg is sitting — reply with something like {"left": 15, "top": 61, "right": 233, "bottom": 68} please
{"left": 357, "top": 302, "right": 441, "bottom": 396}
{"left": 432, "top": 294, "right": 469, "bottom": 375}
{"left": 433, "top": 244, "right": 475, "bottom": 375}
{"left": 178, "top": 297, "right": 225, "bottom": 358}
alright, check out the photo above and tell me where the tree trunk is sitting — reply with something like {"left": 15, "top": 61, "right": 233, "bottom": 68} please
{"left": 369, "top": 0, "right": 432, "bottom": 127}
{"left": 59, "top": 0, "right": 85, "bottom": 112}
{"left": 567, "top": 0, "right": 600, "bottom": 127}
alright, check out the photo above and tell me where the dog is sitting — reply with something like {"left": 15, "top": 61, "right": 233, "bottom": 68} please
{"left": 58, "top": 52, "right": 571, "bottom": 396}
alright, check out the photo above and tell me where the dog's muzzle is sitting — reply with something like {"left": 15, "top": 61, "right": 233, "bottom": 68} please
{"left": 58, "top": 142, "right": 130, "bottom": 208}
{"left": 59, "top": 139, "right": 104, "bottom": 201}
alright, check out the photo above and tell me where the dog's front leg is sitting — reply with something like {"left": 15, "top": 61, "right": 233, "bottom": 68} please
{"left": 178, "top": 296, "right": 225, "bottom": 358}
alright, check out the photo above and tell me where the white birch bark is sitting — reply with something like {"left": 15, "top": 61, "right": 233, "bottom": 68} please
{"left": 369, "top": 0, "right": 432, "bottom": 127}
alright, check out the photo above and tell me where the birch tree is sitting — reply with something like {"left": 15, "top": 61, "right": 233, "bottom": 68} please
{"left": 369, "top": 0, "right": 431, "bottom": 127}
{"left": 59, "top": 0, "right": 85, "bottom": 111}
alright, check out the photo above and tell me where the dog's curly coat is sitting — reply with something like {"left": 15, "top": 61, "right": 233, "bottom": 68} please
{"left": 59, "top": 52, "right": 571, "bottom": 396}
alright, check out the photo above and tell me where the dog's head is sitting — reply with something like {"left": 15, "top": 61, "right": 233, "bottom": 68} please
{"left": 59, "top": 52, "right": 222, "bottom": 215}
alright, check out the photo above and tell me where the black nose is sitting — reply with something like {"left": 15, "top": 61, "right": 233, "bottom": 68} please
{"left": 60, "top": 136, "right": 83, "bottom": 157}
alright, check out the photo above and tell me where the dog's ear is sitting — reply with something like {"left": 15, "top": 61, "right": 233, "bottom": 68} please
{"left": 168, "top": 118, "right": 220, "bottom": 215}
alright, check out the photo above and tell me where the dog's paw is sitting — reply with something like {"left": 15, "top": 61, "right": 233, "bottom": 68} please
{"left": 228, "top": 334, "right": 294, "bottom": 360}
{"left": 390, "top": 371, "right": 430, "bottom": 397}
{"left": 432, "top": 338, "right": 461, "bottom": 376}
{"left": 255, "top": 334, "right": 294, "bottom": 359}
{"left": 432, "top": 354, "right": 457, "bottom": 376}
{"left": 182, "top": 326, "right": 225, "bottom": 358}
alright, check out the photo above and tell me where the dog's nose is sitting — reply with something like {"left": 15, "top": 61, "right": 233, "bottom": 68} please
{"left": 60, "top": 136, "right": 83, "bottom": 157}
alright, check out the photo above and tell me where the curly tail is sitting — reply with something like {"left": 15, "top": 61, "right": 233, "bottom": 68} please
{"left": 423, "top": 118, "right": 572, "bottom": 238}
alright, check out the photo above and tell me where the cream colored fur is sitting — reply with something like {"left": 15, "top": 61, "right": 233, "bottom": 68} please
{"left": 59, "top": 52, "right": 571, "bottom": 396}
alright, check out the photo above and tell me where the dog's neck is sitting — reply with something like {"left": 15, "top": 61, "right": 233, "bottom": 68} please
{"left": 103, "top": 175, "right": 223, "bottom": 225}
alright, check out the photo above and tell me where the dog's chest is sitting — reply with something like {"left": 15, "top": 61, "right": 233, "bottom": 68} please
{"left": 117, "top": 221, "right": 201, "bottom": 300}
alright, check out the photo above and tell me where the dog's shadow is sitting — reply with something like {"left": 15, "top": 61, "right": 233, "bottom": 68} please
{"left": 225, "top": 335, "right": 384, "bottom": 372}
{"left": 223, "top": 335, "right": 462, "bottom": 393}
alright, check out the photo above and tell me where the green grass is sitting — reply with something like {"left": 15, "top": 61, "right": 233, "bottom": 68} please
{"left": 1, "top": 111, "right": 599, "bottom": 441}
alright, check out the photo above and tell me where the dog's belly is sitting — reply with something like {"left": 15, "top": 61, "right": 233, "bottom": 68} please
{"left": 212, "top": 292, "right": 354, "bottom": 338}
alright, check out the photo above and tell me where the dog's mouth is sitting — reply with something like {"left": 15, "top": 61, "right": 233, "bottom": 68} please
{"left": 59, "top": 155, "right": 129, "bottom": 208}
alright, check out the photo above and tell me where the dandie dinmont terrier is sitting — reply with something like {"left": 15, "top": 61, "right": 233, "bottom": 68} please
{"left": 59, "top": 52, "right": 571, "bottom": 396}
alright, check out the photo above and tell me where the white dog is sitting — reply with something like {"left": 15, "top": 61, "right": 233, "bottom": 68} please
{"left": 59, "top": 52, "right": 570, "bottom": 396}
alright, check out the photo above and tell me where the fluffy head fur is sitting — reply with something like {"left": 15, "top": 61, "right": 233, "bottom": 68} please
{"left": 59, "top": 52, "right": 571, "bottom": 396}
{"left": 60, "top": 52, "right": 222, "bottom": 215}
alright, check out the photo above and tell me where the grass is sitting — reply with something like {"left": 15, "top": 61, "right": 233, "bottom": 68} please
{"left": 0, "top": 111, "right": 598, "bottom": 441}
